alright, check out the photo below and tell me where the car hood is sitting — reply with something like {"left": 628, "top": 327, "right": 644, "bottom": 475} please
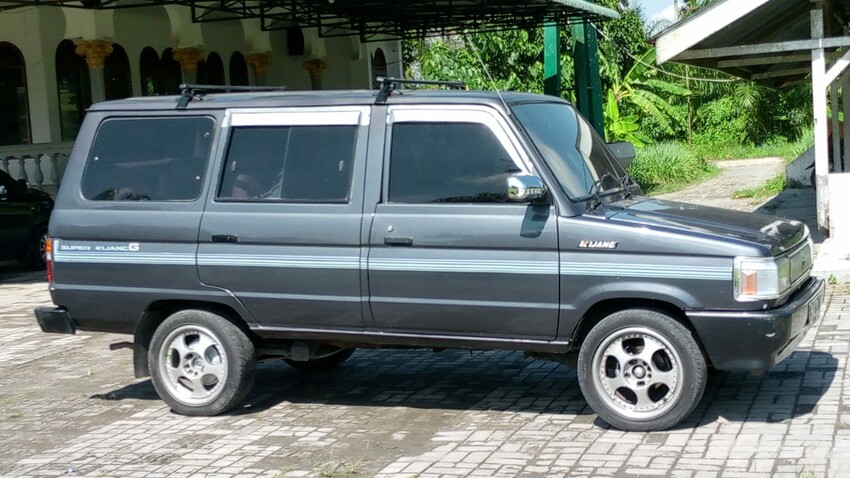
{"left": 602, "top": 197, "right": 807, "bottom": 255}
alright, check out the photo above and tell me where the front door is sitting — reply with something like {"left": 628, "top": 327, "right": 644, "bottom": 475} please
{"left": 198, "top": 107, "right": 370, "bottom": 330}
{"left": 366, "top": 106, "right": 560, "bottom": 340}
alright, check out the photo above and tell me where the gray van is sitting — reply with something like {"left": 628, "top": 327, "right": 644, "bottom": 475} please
{"left": 35, "top": 83, "right": 825, "bottom": 431}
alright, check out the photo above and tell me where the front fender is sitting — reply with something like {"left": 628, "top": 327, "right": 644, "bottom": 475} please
{"left": 559, "top": 280, "right": 708, "bottom": 340}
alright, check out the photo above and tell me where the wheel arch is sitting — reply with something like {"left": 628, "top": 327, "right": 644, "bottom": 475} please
{"left": 570, "top": 297, "right": 712, "bottom": 367}
{"left": 133, "top": 299, "right": 254, "bottom": 378}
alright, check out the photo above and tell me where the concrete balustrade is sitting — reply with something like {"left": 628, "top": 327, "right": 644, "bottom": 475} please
{"left": 0, "top": 142, "right": 73, "bottom": 197}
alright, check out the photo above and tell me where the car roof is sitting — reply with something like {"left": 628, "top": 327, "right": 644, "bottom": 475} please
{"left": 88, "top": 89, "right": 570, "bottom": 112}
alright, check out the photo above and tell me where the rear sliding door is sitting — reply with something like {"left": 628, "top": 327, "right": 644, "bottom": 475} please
{"left": 198, "top": 107, "right": 370, "bottom": 331}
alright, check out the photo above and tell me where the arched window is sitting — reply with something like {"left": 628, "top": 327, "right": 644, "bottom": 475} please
{"left": 160, "top": 48, "right": 182, "bottom": 95}
{"left": 55, "top": 39, "right": 91, "bottom": 141}
{"left": 139, "top": 46, "right": 160, "bottom": 96}
{"left": 229, "top": 52, "right": 249, "bottom": 86}
{"left": 104, "top": 43, "right": 131, "bottom": 100}
{"left": 206, "top": 52, "right": 224, "bottom": 85}
{"left": 0, "top": 42, "right": 30, "bottom": 145}
{"left": 196, "top": 59, "right": 208, "bottom": 84}
{"left": 372, "top": 48, "right": 388, "bottom": 89}
{"left": 287, "top": 28, "right": 305, "bottom": 56}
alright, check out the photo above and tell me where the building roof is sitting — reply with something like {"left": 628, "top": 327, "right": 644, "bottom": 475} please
{"left": 655, "top": 0, "right": 850, "bottom": 88}
{"left": 0, "top": 0, "right": 619, "bottom": 40}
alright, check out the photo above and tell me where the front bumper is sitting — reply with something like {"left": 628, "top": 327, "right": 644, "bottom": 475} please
{"left": 687, "top": 277, "right": 825, "bottom": 371}
{"left": 35, "top": 306, "right": 76, "bottom": 335}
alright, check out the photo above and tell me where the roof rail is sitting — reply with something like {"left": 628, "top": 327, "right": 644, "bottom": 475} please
{"left": 375, "top": 77, "right": 467, "bottom": 104}
{"left": 176, "top": 83, "right": 288, "bottom": 109}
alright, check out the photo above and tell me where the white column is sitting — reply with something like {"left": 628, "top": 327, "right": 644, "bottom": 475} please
{"left": 811, "top": 4, "right": 830, "bottom": 233}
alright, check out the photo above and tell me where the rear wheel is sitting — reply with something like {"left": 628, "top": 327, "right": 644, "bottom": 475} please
{"left": 577, "top": 309, "right": 706, "bottom": 431}
{"left": 149, "top": 309, "right": 255, "bottom": 416}
{"left": 285, "top": 348, "right": 355, "bottom": 372}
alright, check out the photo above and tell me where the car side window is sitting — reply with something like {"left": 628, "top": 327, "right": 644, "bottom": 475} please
{"left": 218, "top": 125, "right": 357, "bottom": 203}
{"left": 388, "top": 122, "right": 520, "bottom": 204}
{"left": 81, "top": 117, "right": 214, "bottom": 201}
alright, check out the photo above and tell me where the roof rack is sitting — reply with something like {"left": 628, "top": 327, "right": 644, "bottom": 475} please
{"left": 375, "top": 77, "right": 467, "bottom": 104}
{"left": 176, "top": 83, "right": 288, "bottom": 109}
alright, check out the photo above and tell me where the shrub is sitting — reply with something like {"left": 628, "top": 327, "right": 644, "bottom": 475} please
{"left": 629, "top": 142, "right": 715, "bottom": 193}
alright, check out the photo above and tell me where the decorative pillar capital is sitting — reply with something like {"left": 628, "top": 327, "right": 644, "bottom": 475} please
{"left": 74, "top": 39, "right": 113, "bottom": 69}
{"left": 245, "top": 52, "right": 272, "bottom": 77}
{"left": 303, "top": 58, "right": 327, "bottom": 82}
{"left": 172, "top": 47, "right": 205, "bottom": 72}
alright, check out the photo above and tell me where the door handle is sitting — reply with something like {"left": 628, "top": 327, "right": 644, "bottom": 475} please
{"left": 384, "top": 236, "right": 413, "bottom": 246}
{"left": 211, "top": 234, "right": 238, "bottom": 243}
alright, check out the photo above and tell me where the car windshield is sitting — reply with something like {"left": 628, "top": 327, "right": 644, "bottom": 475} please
{"left": 511, "top": 102, "right": 628, "bottom": 201}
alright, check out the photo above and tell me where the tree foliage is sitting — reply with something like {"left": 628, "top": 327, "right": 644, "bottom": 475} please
{"left": 403, "top": 0, "right": 812, "bottom": 148}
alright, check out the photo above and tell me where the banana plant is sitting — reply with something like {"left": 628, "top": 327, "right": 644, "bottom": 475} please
{"left": 607, "top": 48, "right": 691, "bottom": 138}
{"left": 605, "top": 90, "right": 651, "bottom": 146}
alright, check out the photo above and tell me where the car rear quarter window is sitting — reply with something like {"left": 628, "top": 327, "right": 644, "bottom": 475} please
{"left": 217, "top": 125, "right": 357, "bottom": 203}
{"left": 81, "top": 116, "right": 214, "bottom": 201}
{"left": 388, "top": 122, "right": 518, "bottom": 203}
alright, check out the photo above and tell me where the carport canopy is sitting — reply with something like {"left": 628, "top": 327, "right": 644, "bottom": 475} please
{"left": 0, "top": 0, "right": 618, "bottom": 40}
{"left": 655, "top": 0, "right": 850, "bottom": 234}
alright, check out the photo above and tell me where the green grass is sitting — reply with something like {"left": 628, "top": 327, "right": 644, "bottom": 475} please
{"left": 692, "top": 128, "right": 814, "bottom": 163}
{"left": 731, "top": 173, "right": 787, "bottom": 199}
{"left": 629, "top": 142, "right": 720, "bottom": 194}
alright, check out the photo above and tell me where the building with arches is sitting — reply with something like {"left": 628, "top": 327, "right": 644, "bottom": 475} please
{"left": 0, "top": 1, "right": 614, "bottom": 194}
{"left": 0, "top": 4, "right": 401, "bottom": 148}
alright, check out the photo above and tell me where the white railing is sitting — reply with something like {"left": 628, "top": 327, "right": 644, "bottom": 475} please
{"left": 0, "top": 142, "right": 74, "bottom": 196}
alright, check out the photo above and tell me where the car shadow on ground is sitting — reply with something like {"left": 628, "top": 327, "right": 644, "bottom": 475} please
{"left": 0, "top": 261, "right": 46, "bottom": 284}
{"left": 92, "top": 348, "right": 837, "bottom": 429}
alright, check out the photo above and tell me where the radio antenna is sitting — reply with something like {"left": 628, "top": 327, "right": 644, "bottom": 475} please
{"left": 462, "top": 34, "right": 512, "bottom": 115}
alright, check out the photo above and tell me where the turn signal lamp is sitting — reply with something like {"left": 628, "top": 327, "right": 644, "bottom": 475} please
{"left": 45, "top": 237, "right": 53, "bottom": 284}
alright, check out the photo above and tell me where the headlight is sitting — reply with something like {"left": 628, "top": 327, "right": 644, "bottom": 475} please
{"left": 734, "top": 256, "right": 792, "bottom": 301}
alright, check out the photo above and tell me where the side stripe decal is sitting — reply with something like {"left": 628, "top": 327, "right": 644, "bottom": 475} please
{"left": 52, "top": 251, "right": 195, "bottom": 265}
{"left": 198, "top": 254, "right": 360, "bottom": 270}
{"left": 54, "top": 250, "right": 732, "bottom": 281}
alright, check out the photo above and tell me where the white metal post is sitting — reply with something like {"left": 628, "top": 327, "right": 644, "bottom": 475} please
{"left": 811, "top": 4, "right": 830, "bottom": 233}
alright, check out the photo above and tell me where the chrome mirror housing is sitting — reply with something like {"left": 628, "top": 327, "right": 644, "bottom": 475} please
{"left": 507, "top": 174, "right": 546, "bottom": 202}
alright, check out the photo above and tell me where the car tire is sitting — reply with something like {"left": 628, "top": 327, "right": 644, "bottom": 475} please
{"left": 23, "top": 227, "right": 48, "bottom": 270}
{"left": 285, "top": 348, "right": 355, "bottom": 372}
{"left": 149, "top": 309, "right": 256, "bottom": 416}
{"left": 577, "top": 309, "right": 707, "bottom": 432}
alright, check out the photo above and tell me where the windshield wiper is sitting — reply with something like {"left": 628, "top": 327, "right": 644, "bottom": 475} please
{"left": 617, "top": 172, "right": 638, "bottom": 199}
{"left": 585, "top": 173, "right": 614, "bottom": 210}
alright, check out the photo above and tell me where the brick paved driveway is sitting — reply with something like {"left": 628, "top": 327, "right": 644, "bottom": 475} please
{"left": 0, "top": 278, "right": 848, "bottom": 478}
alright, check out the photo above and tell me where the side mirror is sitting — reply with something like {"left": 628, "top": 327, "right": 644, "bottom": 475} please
{"left": 0, "top": 184, "right": 6, "bottom": 199}
{"left": 607, "top": 141, "right": 636, "bottom": 169}
{"left": 507, "top": 174, "right": 547, "bottom": 202}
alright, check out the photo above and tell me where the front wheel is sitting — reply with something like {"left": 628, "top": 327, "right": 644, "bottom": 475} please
{"left": 577, "top": 309, "right": 707, "bottom": 431}
{"left": 149, "top": 309, "right": 256, "bottom": 416}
